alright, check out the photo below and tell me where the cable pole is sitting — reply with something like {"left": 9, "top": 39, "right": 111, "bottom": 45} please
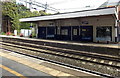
{"left": 29, "top": 0, "right": 32, "bottom": 10}
{"left": 44, "top": 2, "right": 47, "bottom": 12}
{"left": 19, "top": 0, "right": 59, "bottom": 12}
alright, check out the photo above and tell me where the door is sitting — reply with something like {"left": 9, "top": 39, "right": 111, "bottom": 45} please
{"left": 80, "top": 26, "right": 93, "bottom": 41}
{"left": 46, "top": 27, "right": 55, "bottom": 39}
{"left": 72, "top": 26, "right": 80, "bottom": 41}
{"left": 38, "top": 27, "right": 46, "bottom": 39}
{"left": 56, "top": 26, "right": 61, "bottom": 40}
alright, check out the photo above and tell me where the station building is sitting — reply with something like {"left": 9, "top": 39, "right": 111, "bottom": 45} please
{"left": 20, "top": 7, "right": 120, "bottom": 42}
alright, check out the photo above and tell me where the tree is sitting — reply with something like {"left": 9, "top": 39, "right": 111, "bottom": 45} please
{"left": 2, "top": 2, "right": 19, "bottom": 32}
{"left": 18, "top": 5, "right": 41, "bottom": 29}
{"left": 2, "top": 2, "right": 50, "bottom": 33}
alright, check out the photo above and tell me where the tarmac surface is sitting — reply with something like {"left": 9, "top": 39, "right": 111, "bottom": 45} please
{"left": 0, "top": 56, "right": 54, "bottom": 78}
{"left": 1, "top": 68, "right": 16, "bottom": 76}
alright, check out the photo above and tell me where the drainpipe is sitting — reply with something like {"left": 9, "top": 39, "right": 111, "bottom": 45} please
{"left": 71, "top": 26, "right": 72, "bottom": 41}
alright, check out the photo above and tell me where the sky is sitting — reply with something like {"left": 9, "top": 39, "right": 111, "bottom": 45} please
{"left": 16, "top": 0, "right": 109, "bottom": 13}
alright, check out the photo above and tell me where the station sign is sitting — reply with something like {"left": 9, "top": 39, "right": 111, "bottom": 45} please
{"left": 82, "top": 21, "right": 89, "bottom": 24}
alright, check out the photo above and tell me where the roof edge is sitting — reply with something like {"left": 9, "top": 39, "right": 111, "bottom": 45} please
{"left": 20, "top": 6, "right": 116, "bottom": 19}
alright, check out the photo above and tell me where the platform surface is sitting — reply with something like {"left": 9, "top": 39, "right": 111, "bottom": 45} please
{"left": 0, "top": 35, "right": 119, "bottom": 49}
{"left": 0, "top": 49, "right": 98, "bottom": 78}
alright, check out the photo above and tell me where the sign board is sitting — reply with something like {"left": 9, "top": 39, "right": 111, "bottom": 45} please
{"left": 14, "top": 30, "right": 17, "bottom": 35}
{"left": 82, "top": 21, "right": 88, "bottom": 24}
{"left": 30, "top": 26, "right": 33, "bottom": 28}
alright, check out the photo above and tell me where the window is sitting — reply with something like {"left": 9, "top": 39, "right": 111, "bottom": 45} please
{"left": 57, "top": 27, "right": 60, "bottom": 35}
{"left": 96, "top": 26, "right": 112, "bottom": 41}
{"left": 73, "top": 29, "right": 78, "bottom": 35}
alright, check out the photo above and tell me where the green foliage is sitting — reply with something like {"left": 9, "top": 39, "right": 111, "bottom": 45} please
{"left": 2, "top": 2, "right": 20, "bottom": 30}
{"left": 0, "top": 32, "right": 6, "bottom": 35}
{"left": 19, "top": 22, "right": 31, "bottom": 29}
{"left": 2, "top": 2, "right": 50, "bottom": 31}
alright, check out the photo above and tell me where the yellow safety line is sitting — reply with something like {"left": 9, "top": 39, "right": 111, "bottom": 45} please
{"left": 0, "top": 52, "right": 74, "bottom": 76}
{"left": 0, "top": 64, "right": 27, "bottom": 78}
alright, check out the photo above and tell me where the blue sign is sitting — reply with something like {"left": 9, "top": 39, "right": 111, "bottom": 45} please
{"left": 30, "top": 26, "right": 33, "bottom": 28}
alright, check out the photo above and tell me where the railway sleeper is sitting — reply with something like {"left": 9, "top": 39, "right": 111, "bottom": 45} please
{"left": 1, "top": 37, "right": 120, "bottom": 57}
{"left": 1, "top": 38, "right": 120, "bottom": 61}
{"left": 0, "top": 40, "right": 119, "bottom": 65}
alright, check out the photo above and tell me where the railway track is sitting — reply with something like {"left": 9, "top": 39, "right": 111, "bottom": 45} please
{"left": 0, "top": 38, "right": 120, "bottom": 77}
{"left": 1, "top": 37, "right": 119, "bottom": 61}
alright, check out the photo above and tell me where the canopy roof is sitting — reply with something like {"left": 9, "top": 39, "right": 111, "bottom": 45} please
{"left": 19, "top": 7, "right": 116, "bottom": 22}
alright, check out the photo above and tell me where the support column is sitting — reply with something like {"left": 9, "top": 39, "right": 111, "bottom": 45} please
{"left": 114, "top": 6, "right": 119, "bottom": 42}
{"left": 115, "top": 20, "right": 118, "bottom": 42}
{"left": 46, "top": 27, "right": 47, "bottom": 39}
{"left": 36, "top": 23, "right": 38, "bottom": 38}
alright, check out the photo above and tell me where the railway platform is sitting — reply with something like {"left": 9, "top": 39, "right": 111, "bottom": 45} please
{"left": 0, "top": 35, "right": 119, "bottom": 48}
{"left": 0, "top": 49, "right": 98, "bottom": 78}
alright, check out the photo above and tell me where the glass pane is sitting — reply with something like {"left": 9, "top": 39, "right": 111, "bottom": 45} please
{"left": 57, "top": 27, "right": 60, "bottom": 35}
{"left": 61, "top": 29, "right": 68, "bottom": 35}
{"left": 73, "top": 29, "right": 77, "bottom": 35}
{"left": 64, "top": 29, "right": 68, "bottom": 35}
{"left": 96, "top": 26, "right": 112, "bottom": 41}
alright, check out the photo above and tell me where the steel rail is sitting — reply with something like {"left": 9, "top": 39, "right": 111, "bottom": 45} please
{"left": 1, "top": 40, "right": 120, "bottom": 62}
